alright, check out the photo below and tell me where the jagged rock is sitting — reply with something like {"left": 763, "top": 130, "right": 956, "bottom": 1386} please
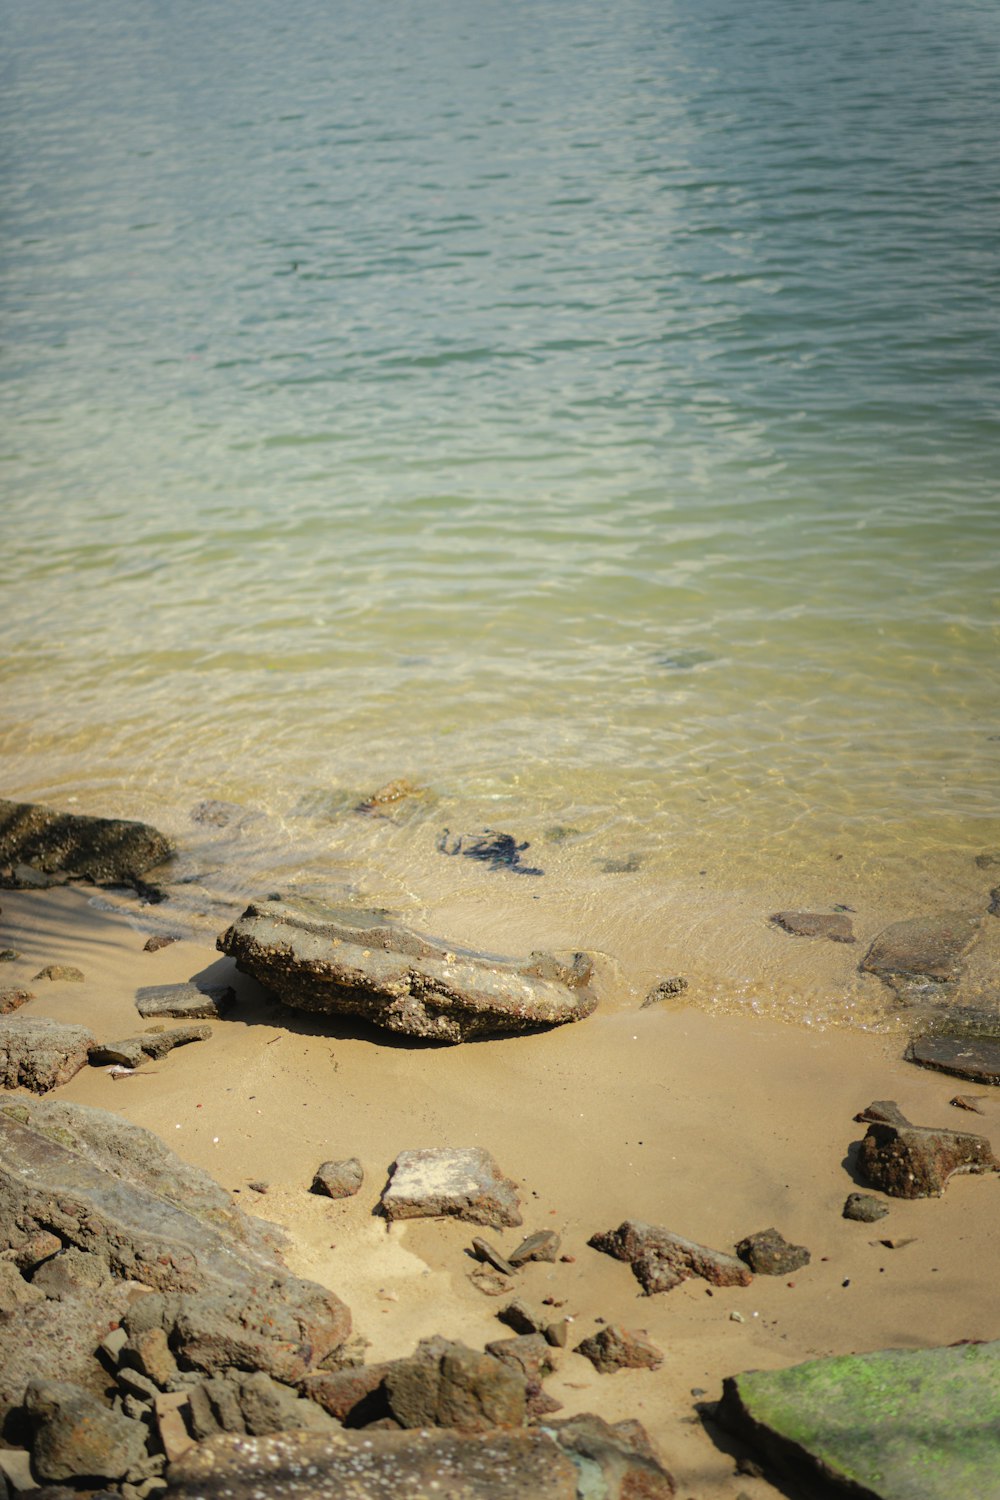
{"left": 771, "top": 911, "right": 855, "bottom": 943}
{"left": 735, "top": 1229, "right": 811, "bottom": 1275}
{"left": 0, "top": 1097, "right": 350, "bottom": 1411}
{"left": 551, "top": 1413, "right": 675, "bottom": 1498}
{"left": 0, "top": 988, "right": 33, "bottom": 1014}
{"left": 0, "top": 1017, "right": 95, "bottom": 1091}
{"left": 0, "top": 799, "right": 172, "bottom": 889}
{"left": 143, "top": 935, "right": 178, "bottom": 952}
{"left": 298, "top": 1364, "right": 394, "bottom": 1425}
{"left": 384, "top": 1338, "right": 527, "bottom": 1431}
{"left": 217, "top": 897, "right": 595, "bottom": 1043}
{"left": 574, "top": 1325, "right": 664, "bottom": 1374}
{"left": 311, "top": 1157, "right": 364, "bottom": 1198}
{"left": 854, "top": 1100, "right": 999, "bottom": 1198}
{"left": 32, "top": 965, "right": 85, "bottom": 983}
{"left": 843, "top": 1193, "right": 889, "bottom": 1223}
{"left": 32, "top": 1248, "right": 113, "bottom": 1299}
{"left": 24, "top": 1378, "right": 148, "bottom": 1483}
{"left": 90, "top": 1025, "right": 212, "bottom": 1068}
{"left": 381, "top": 1147, "right": 522, "bottom": 1228}
{"left": 641, "top": 975, "right": 688, "bottom": 1007}
{"left": 718, "top": 1339, "right": 1000, "bottom": 1499}
{"left": 861, "top": 912, "right": 981, "bottom": 1000}
{"left": 0, "top": 1258, "right": 46, "bottom": 1313}
{"left": 233, "top": 1372, "right": 340, "bottom": 1437}
{"left": 472, "top": 1237, "right": 516, "bottom": 1276}
{"left": 135, "top": 983, "right": 233, "bottom": 1021}
{"left": 498, "top": 1300, "right": 547, "bottom": 1336}
{"left": 485, "top": 1334, "right": 561, "bottom": 1416}
{"left": 588, "top": 1220, "right": 752, "bottom": 1294}
{"left": 906, "top": 1035, "right": 1000, "bottom": 1086}
{"left": 508, "top": 1230, "right": 560, "bottom": 1266}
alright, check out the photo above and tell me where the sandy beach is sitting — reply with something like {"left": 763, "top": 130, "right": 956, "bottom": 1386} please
{"left": 3, "top": 879, "right": 998, "bottom": 1496}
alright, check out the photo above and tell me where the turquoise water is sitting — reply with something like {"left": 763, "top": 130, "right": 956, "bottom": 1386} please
{"left": 2, "top": 0, "right": 998, "bottom": 999}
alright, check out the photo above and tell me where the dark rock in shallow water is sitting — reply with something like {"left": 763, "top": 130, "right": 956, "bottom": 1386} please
{"left": 0, "top": 798, "right": 172, "bottom": 889}
{"left": 437, "top": 828, "right": 544, "bottom": 876}
{"left": 854, "top": 1099, "right": 999, "bottom": 1198}
{"left": 735, "top": 1228, "right": 810, "bottom": 1275}
{"left": 641, "top": 975, "right": 688, "bottom": 1007}
{"left": 217, "top": 897, "right": 595, "bottom": 1042}
{"left": 860, "top": 911, "right": 981, "bottom": 1000}
{"left": 717, "top": 1340, "right": 1000, "bottom": 1500}
{"left": 0, "top": 1017, "right": 95, "bottom": 1091}
{"left": 906, "top": 1034, "right": 1000, "bottom": 1086}
{"left": 770, "top": 910, "right": 855, "bottom": 943}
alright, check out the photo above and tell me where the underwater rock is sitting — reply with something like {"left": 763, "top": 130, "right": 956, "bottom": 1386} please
{"left": 0, "top": 798, "right": 172, "bottom": 889}
{"left": 771, "top": 911, "right": 855, "bottom": 943}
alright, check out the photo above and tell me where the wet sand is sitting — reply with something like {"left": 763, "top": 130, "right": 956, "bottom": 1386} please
{"left": 3, "top": 883, "right": 999, "bottom": 1497}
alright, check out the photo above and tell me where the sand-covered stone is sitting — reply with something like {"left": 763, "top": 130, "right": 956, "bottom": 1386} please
{"left": 217, "top": 896, "right": 596, "bottom": 1042}
{"left": 906, "top": 1034, "right": 1000, "bottom": 1086}
{"left": 0, "top": 798, "right": 172, "bottom": 888}
{"left": 854, "top": 1099, "right": 999, "bottom": 1198}
{"left": 0, "top": 1016, "right": 95, "bottom": 1091}
{"left": 771, "top": 911, "right": 855, "bottom": 943}
{"left": 861, "top": 911, "right": 981, "bottom": 997}
{"left": 718, "top": 1340, "right": 1000, "bottom": 1499}
{"left": 381, "top": 1146, "right": 522, "bottom": 1228}
{"left": 589, "top": 1220, "right": 751, "bottom": 1294}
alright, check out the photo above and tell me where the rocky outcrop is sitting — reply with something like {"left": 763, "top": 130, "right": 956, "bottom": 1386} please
{"left": 217, "top": 897, "right": 595, "bottom": 1042}
{"left": 0, "top": 1016, "right": 95, "bottom": 1091}
{"left": 854, "top": 1100, "right": 1000, "bottom": 1198}
{"left": 0, "top": 798, "right": 172, "bottom": 889}
{"left": 718, "top": 1340, "right": 1000, "bottom": 1499}
{"left": 381, "top": 1147, "right": 522, "bottom": 1229}
{"left": 588, "top": 1220, "right": 752, "bottom": 1294}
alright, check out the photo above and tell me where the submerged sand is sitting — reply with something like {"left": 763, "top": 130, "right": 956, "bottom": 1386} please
{"left": 3, "top": 883, "right": 999, "bottom": 1497}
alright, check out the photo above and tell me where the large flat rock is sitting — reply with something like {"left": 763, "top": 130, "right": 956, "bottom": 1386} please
{"left": 218, "top": 897, "right": 596, "bottom": 1042}
{"left": 0, "top": 797, "right": 172, "bottom": 887}
{"left": 718, "top": 1341, "right": 1000, "bottom": 1499}
{"left": 907, "top": 1034, "right": 1000, "bottom": 1085}
{"left": 861, "top": 912, "right": 981, "bottom": 999}
{"left": 381, "top": 1147, "right": 522, "bottom": 1229}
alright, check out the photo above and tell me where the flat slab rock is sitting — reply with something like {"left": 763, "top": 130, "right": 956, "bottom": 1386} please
{"left": 907, "top": 1034, "right": 1000, "bottom": 1086}
{"left": 162, "top": 1413, "right": 676, "bottom": 1500}
{"left": 854, "top": 1099, "right": 999, "bottom": 1198}
{"left": 217, "top": 897, "right": 596, "bottom": 1042}
{"left": 770, "top": 910, "right": 855, "bottom": 943}
{"left": 0, "top": 1016, "right": 96, "bottom": 1092}
{"left": 135, "top": 982, "right": 233, "bottom": 1020}
{"left": 589, "top": 1220, "right": 751, "bottom": 1294}
{"left": 718, "top": 1340, "right": 1000, "bottom": 1500}
{"left": 0, "top": 798, "right": 172, "bottom": 887}
{"left": 381, "top": 1147, "right": 522, "bottom": 1229}
{"left": 861, "top": 911, "right": 981, "bottom": 995}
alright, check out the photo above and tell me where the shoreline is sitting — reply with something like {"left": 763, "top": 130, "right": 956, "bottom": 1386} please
{"left": 3, "top": 880, "right": 999, "bottom": 1495}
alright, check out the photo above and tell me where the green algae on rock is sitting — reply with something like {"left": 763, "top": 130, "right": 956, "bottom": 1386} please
{"left": 718, "top": 1341, "right": 1000, "bottom": 1500}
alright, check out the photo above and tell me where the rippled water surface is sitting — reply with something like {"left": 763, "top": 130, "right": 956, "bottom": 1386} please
{"left": 2, "top": 0, "right": 998, "bottom": 1019}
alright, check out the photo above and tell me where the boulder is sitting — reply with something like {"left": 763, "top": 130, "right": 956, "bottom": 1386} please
{"left": 861, "top": 912, "right": 981, "bottom": 1000}
{"left": 574, "top": 1325, "right": 664, "bottom": 1374}
{"left": 24, "top": 1378, "right": 147, "bottom": 1484}
{"left": 0, "top": 799, "right": 172, "bottom": 889}
{"left": 718, "top": 1340, "right": 1000, "bottom": 1499}
{"left": 735, "top": 1228, "right": 810, "bottom": 1275}
{"left": 0, "top": 1017, "right": 95, "bottom": 1091}
{"left": 906, "top": 1035, "right": 1000, "bottom": 1086}
{"left": 381, "top": 1147, "right": 522, "bottom": 1229}
{"left": 217, "top": 897, "right": 595, "bottom": 1042}
{"left": 854, "top": 1100, "right": 999, "bottom": 1198}
{"left": 311, "top": 1157, "right": 364, "bottom": 1199}
{"left": 588, "top": 1220, "right": 751, "bottom": 1294}
{"left": 383, "top": 1337, "right": 527, "bottom": 1431}
{"left": 770, "top": 911, "right": 855, "bottom": 943}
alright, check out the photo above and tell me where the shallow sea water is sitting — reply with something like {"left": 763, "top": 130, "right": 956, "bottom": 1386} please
{"left": 2, "top": 0, "right": 998, "bottom": 1026}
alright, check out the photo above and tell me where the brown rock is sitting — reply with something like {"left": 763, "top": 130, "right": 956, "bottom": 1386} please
{"left": 771, "top": 911, "right": 855, "bottom": 943}
{"left": 550, "top": 1413, "right": 675, "bottom": 1498}
{"left": 855, "top": 1099, "right": 1000, "bottom": 1197}
{"left": 0, "top": 1258, "right": 46, "bottom": 1312}
{"left": 143, "top": 935, "right": 178, "bottom": 952}
{"left": 356, "top": 778, "right": 424, "bottom": 815}
{"left": 311, "top": 1157, "right": 364, "bottom": 1198}
{"left": 499, "top": 1299, "right": 546, "bottom": 1336}
{"left": 470, "top": 1266, "right": 514, "bottom": 1296}
{"left": 472, "top": 1237, "right": 516, "bottom": 1276}
{"left": 0, "top": 1017, "right": 95, "bottom": 1091}
{"left": 641, "top": 976, "right": 689, "bottom": 1007}
{"left": 588, "top": 1220, "right": 752, "bottom": 1294}
{"left": 155, "top": 1393, "right": 195, "bottom": 1464}
{"left": 299, "top": 1364, "right": 393, "bottom": 1424}
{"left": 861, "top": 911, "right": 981, "bottom": 996}
{"left": 574, "top": 1324, "right": 664, "bottom": 1374}
{"left": 381, "top": 1147, "right": 522, "bottom": 1228}
{"left": 24, "top": 1377, "right": 148, "bottom": 1482}
{"left": 135, "top": 983, "right": 233, "bottom": 1021}
{"left": 735, "top": 1228, "right": 810, "bottom": 1275}
{"left": 0, "top": 988, "right": 34, "bottom": 1014}
{"left": 508, "top": 1230, "right": 561, "bottom": 1266}
{"left": 907, "top": 1035, "right": 1000, "bottom": 1086}
{"left": 842, "top": 1193, "right": 889, "bottom": 1223}
{"left": 384, "top": 1338, "right": 527, "bottom": 1431}
{"left": 33, "top": 965, "right": 85, "bottom": 983}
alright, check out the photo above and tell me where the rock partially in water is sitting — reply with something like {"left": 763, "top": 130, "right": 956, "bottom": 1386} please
{"left": 381, "top": 1146, "right": 522, "bottom": 1229}
{"left": 0, "top": 1017, "right": 95, "bottom": 1092}
{"left": 217, "top": 897, "right": 595, "bottom": 1042}
{"left": 0, "top": 798, "right": 173, "bottom": 890}
{"left": 589, "top": 1220, "right": 751, "bottom": 1295}
{"left": 718, "top": 1340, "right": 1000, "bottom": 1500}
{"left": 355, "top": 777, "right": 425, "bottom": 815}
{"left": 854, "top": 1099, "right": 999, "bottom": 1198}
{"left": 770, "top": 910, "right": 855, "bottom": 944}
{"left": 641, "top": 975, "right": 688, "bottom": 1007}
{"left": 860, "top": 912, "right": 981, "bottom": 1001}
{"left": 906, "top": 1034, "right": 1000, "bottom": 1086}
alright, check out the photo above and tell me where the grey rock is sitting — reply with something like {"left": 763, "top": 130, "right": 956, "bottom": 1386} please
{"left": 508, "top": 1230, "right": 561, "bottom": 1266}
{"left": 383, "top": 1337, "right": 527, "bottom": 1431}
{"left": 25, "top": 1378, "right": 148, "bottom": 1483}
{"left": 0, "top": 1258, "right": 46, "bottom": 1313}
{"left": 235, "top": 1371, "right": 340, "bottom": 1436}
{"left": 735, "top": 1228, "right": 811, "bottom": 1275}
{"left": 484, "top": 1334, "right": 562, "bottom": 1414}
{"left": 0, "top": 1017, "right": 95, "bottom": 1091}
{"left": 90, "top": 1025, "right": 212, "bottom": 1068}
{"left": 988, "top": 886, "right": 1000, "bottom": 917}
{"left": 574, "top": 1325, "right": 664, "bottom": 1374}
{"left": 89, "top": 1037, "right": 147, "bottom": 1068}
{"left": 31, "top": 1248, "right": 113, "bottom": 1299}
{"left": 861, "top": 912, "right": 981, "bottom": 999}
{"left": 217, "top": 896, "right": 595, "bottom": 1043}
{"left": 843, "top": 1193, "right": 889, "bottom": 1223}
{"left": 771, "top": 910, "right": 855, "bottom": 943}
{"left": 907, "top": 1034, "right": 1000, "bottom": 1086}
{"left": 547, "top": 1413, "right": 675, "bottom": 1499}
{"left": 854, "top": 1099, "right": 1000, "bottom": 1197}
{"left": 311, "top": 1157, "right": 364, "bottom": 1199}
{"left": 498, "top": 1299, "right": 547, "bottom": 1336}
{"left": 0, "top": 1450, "right": 37, "bottom": 1496}
{"left": 381, "top": 1147, "right": 522, "bottom": 1229}
{"left": 471, "top": 1237, "right": 516, "bottom": 1276}
{"left": 0, "top": 799, "right": 172, "bottom": 889}
{"left": 135, "top": 983, "right": 232, "bottom": 1021}
{"left": 589, "top": 1220, "right": 752, "bottom": 1294}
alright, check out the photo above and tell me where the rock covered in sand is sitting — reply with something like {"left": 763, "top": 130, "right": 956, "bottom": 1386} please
{"left": 382, "top": 1146, "right": 522, "bottom": 1229}
{"left": 217, "top": 896, "right": 596, "bottom": 1042}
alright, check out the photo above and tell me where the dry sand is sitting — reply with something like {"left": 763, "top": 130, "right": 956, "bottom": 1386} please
{"left": 3, "top": 883, "right": 999, "bottom": 1498}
